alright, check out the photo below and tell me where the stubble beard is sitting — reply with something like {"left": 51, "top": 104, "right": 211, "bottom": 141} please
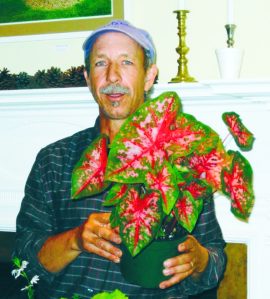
{"left": 111, "top": 101, "right": 120, "bottom": 107}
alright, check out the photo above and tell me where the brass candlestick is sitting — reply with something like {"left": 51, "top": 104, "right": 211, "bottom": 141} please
{"left": 225, "top": 24, "right": 236, "bottom": 47}
{"left": 170, "top": 10, "right": 196, "bottom": 83}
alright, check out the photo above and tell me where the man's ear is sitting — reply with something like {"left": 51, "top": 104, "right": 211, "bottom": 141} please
{"left": 144, "top": 64, "right": 158, "bottom": 92}
{"left": 83, "top": 69, "right": 91, "bottom": 89}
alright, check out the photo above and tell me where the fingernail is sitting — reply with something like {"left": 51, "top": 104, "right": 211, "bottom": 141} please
{"left": 178, "top": 244, "right": 185, "bottom": 251}
{"left": 114, "top": 257, "right": 120, "bottom": 263}
{"left": 116, "top": 250, "right": 122, "bottom": 257}
{"left": 159, "top": 283, "right": 166, "bottom": 289}
{"left": 114, "top": 237, "right": 121, "bottom": 244}
{"left": 163, "top": 260, "right": 170, "bottom": 267}
{"left": 163, "top": 269, "right": 171, "bottom": 276}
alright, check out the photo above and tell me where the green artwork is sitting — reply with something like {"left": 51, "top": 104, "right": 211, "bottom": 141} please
{"left": 0, "top": 0, "right": 112, "bottom": 24}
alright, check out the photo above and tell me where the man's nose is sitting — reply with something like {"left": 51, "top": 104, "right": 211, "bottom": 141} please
{"left": 106, "top": 63, "right": 121, "bottom": 83}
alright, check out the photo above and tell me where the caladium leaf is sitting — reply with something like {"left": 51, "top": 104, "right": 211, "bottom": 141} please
{"left": 145, "top": 161, "right": 179, "bottom": 215}
{"left": 179, "top": 141, "right": 232, "bottom": 190}
{"left": 103, "top": 183, "right": 129, "bottom": 206}
{"left": 174, "top": 191, "right": 203, "bottom": 232}
{"left": 221, "top": 150, "right": 254, "bottom": 220}
{"left": 222, "top": 112, "right": 255, "bottom": 151}
{"left": 179, "top": 178, "right": 213, "bottom": 202}
{"left": 118, "top": 185, "right": 163, "bottom": 256}
{"left": 167, "top": 113, "right": 219, "bottom": 160}
{"left": 110, "top": 206, "right": 121, "bottom": 228}
{"left": 105, "top": 91, "right": 180, "bottom": 183}
{"left": 71, "top": 135, "right": 110, "bottom": 199}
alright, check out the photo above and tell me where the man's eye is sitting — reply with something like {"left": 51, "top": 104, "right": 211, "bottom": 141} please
{"left": 122, "top": 60, "right": 133, "bottom": 65}
{"left": 95, "top": 60, "right": 106, "bottom": 67}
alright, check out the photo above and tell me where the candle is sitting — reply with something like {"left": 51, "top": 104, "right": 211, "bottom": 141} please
{"left": 227, "top": 0, "right": 234, "bottom": 24}
{"left": 177, "top": 0, "right": 186, "bottom": 10}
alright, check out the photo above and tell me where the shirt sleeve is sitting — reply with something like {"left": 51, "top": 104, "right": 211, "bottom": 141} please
{"left": 13, "top": 149, "right": 59, "bottom": 284}
{"left": 178, "top": 198, "right": 227, "bottom": 295}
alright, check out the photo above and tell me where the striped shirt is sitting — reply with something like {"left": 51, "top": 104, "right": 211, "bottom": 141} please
{"left": 14, "top": 118, "right": 226, "bottom": 299}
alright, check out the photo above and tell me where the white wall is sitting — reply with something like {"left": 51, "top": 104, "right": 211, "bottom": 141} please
{"left": 0, "top": 0, "right": 269, "bottom": 83}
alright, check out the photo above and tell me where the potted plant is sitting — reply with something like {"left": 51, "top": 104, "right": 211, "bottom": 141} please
{"left": 71, "top": 91, "right": 254, "bottom": 288}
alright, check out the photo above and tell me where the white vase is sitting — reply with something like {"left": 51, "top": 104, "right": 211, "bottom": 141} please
{"left": 215, "top": 48, "right": 244, "bottom": 80}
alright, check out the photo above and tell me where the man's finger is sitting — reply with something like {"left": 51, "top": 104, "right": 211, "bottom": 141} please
{"left": 164, "top": 253, "right": 192, "bottom": 268}
{"left": 95, "top": 213, "right": 111, "bottom": 224}
{"left": 84, "top": 242, "right": 121, "bottom": 263}
{"left": 95, "top": 226, "right": 121, "bottom": 244}
{"left": 159, "top": 269, "right": 193, "bottom": 289}
{"left": 163, "top": 261, "right": 191, "bottom": 276}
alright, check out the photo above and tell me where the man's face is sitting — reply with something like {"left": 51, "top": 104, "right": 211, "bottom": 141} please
{"left": 85, "top": 32, "right": 156, "bottom": 120}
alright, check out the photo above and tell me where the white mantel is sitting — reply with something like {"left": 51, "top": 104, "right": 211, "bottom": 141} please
{"left": 1, "top": 79, "right": 270, "bottom": 298}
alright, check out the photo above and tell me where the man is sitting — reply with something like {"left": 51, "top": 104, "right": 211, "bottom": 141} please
{"left": 14, "top": 20, "right": 226, "bottom": 299}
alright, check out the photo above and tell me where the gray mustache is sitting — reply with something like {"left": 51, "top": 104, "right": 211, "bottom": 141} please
{"left": 100, "top": 84, "right": 130, "bottom": 94}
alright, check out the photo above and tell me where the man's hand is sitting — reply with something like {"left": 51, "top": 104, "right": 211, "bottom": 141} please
{"left": 38, "top": 212, "right": 122, "bottom": 273}
{"left": 159, "top": 235, "right": 209, "bottom": 289}
{"left": 77, "top": 212, "right": 122, "bottom": 263}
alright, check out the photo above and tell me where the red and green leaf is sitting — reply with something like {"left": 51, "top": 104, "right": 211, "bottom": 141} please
{"left": 105, "top": 91, "right": 180, "bottom": 183}
{"left": 145, "top": 161, "right": 179, "bottom": 215}
{"left": 174, "top": 191, "right": 203, "bottom": 232}
{"left": 180, "top": 141, "right": 232, "bottom": 190}
{"left": 222, "top": 112, "right": 255, "bottom": 151}
{"left": 103, "top": 183, "right": 129, "bottom": 206}
{"left": 179, "top": 178, "right": 213, "bottom": 201}
{"left": 118, "top": 185, "right": 163, "bottom": 256}
{"left": 167, "top": 113, "right": 219, "bottom": 160}
{"left": 221, "top": 150, "right": 254, "bottom": 220}
{"left": 110, "top": 206, "right": 121, "bottom": 228}
{"left": 71, "top": 135, "right": 110, "bottom": 199}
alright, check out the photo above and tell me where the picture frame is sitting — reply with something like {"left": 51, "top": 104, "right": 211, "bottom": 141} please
{"left": 0, "top": 0, "right": 124, "bottom": 37}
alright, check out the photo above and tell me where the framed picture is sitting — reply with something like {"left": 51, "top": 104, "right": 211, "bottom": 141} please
{"left": 0, "top": 0, "right": 124, "bottom": 37}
